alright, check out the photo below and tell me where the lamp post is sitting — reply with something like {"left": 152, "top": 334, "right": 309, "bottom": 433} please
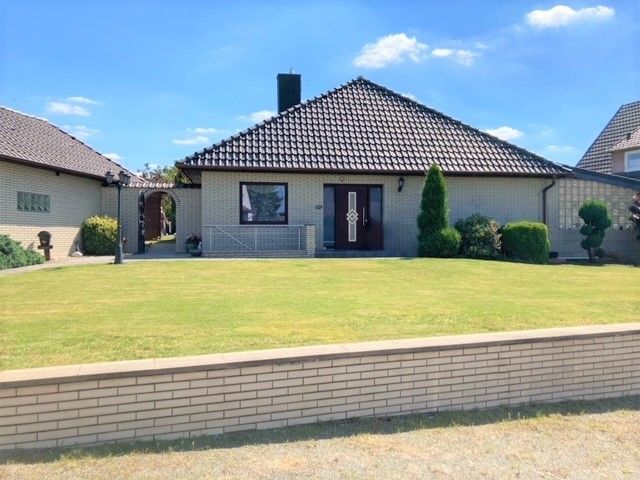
{"left": 105, "top": 170, "right": 131, "bottom": 264}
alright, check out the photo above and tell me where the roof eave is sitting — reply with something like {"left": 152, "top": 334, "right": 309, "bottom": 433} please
{"left": 0, "top": 154, "right": 107, "bottom": 182}
{"left": 176, "top": 163, "right": 570, "bottom": 178}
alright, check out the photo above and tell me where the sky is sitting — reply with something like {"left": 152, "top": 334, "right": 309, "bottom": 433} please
{"left": 0, "top": 1, "right": 638, "bottom": 172}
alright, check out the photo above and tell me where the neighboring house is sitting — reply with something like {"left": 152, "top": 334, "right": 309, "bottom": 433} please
{"left": 577, "top": 101, "right": 640, "bottom": 178}
{"left": 0, "top": 107, "right": 140, "bottom": 259}
{"left": 173, "top": 74, "right": 638, "bottom": 261}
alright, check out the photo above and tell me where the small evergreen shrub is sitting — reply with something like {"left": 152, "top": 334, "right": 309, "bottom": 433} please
{"left": 417, "top": 164, "right": 459, "bottom": 257}
{"left": 578, "top": 199, "right": 612, "bottom": 262}
{"left": 502, "top": 221, "right": 550, "bottom": 264}
{"left": 418, "top": 227, "right": 461, "bottom": 258}
{"left": 81, "top": 215, "right": 118, "bottom": 255}
{"left": 0, "top": 235, "right": 44, "bottom": 270}
{"left": 455, "top": 214, "right": 502, "bottom": 259}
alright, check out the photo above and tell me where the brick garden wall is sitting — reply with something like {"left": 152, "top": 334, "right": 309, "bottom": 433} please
{"left": 1, "top": 324, "right": 639, "bottom": 450}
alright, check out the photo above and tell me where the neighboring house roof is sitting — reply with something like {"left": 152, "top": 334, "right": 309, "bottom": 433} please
{"left": 577, "top": 101, "right": 640, "bottom": 173}
{"left": 178, "top": 77, "right": 570, "bottom": 182}
{"left": 0, "top": 106, "right": 141, "bottom": 182}
{"left": 611, "top": 126, "right": 640, "bottom": 152}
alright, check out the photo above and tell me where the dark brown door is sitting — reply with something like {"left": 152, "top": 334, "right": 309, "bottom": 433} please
{"left": 334, "top": 185, "right": 383, "bottom": 250}
{"left": 144, "top": 193, "right": 162, "bottom": 241}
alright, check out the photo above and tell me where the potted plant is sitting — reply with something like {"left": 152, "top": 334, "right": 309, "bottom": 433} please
{"left": 185, "top": 234, "right": 203, "bottom": 257}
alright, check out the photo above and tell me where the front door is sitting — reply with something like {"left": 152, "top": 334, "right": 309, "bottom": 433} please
{"left": 334, "top": 185, "right": 383, "bottom": 250}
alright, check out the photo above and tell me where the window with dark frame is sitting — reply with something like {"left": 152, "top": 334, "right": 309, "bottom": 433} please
{"left": 240, "top": 182, "right": 288, "bottom": 224}
{"left": 17, "top": 191, "right": 50, "bottom": 213}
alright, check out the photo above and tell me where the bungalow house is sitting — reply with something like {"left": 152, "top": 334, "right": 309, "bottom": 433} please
{"left": 172, "top": 75, "right": 639, "bottom": 261}
{"left": 0, "top": 107, "right": 141, "bottom": 259}
{"left": 2, "top": 76, "right": 638, "bottom": 262}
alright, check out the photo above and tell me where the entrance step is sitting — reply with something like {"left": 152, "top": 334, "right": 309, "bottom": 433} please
{"left": 315, "top": 250, "right": 392, "bottom": 258}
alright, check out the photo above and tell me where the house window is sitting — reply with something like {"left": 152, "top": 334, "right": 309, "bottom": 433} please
{"left": 625, "top": 150, "right": 640, "bottom": 172}
{"left": 17, "top": 191, "right": 50, "bottom": 213}
{"left": 240, "top": 182, "right": 288, "bottom": 224}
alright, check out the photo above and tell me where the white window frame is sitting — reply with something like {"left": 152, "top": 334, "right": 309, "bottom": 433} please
{"left": 624, "top": 150, "right": 640, "bottom": 172}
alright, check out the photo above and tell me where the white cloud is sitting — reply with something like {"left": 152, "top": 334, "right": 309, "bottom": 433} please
{"left": 526, "top": 5, "right": 614, "bottom": 28}
{"left": 65, "top": 96, "right": 101, "bottom": 105}
{"left": 172, "top": 135, "right": 210, "bottom": 145}
{"left": 484, "top": 126, "right": 524, "bottom": 141}
{"left": 353, "top": 33, "right": 427, "bottom": 69}
{"left": 188, "top": 127, "right": 222, "bottom": 134}
{"left": 431, "top": 48, "right": 478, "bottom": 66}
{"left": 239, "top": 110, "right": 277, "bottom": 123}
{"left": 400, "top": 92, "right": 418, "bottom": 101}
{"left": 62, "top": 125, "right": 100, "bottom": 140}
{"left": 46, "top": 102, "right": 90, "bottom": 116}
{"left": 545, "top": 144, "right": 576, "bottom": 153}
{"left": 104, "top": 152, "right": 123, "bottom": 162}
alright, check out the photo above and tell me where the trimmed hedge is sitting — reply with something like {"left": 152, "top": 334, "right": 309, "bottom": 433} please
{"left": 455, "top": 214, "right": 502, "bottom": 259}
{"left": 418, "top": 227, "right": 461, "bottom": 258}
{"left": 502, "top": 221, "right": 550, "bottom": 264}
{"left": 0, "top": 235, "right": 44, "bottom": 270}
{"left": 81, "top": 215, "right": 118, "bottom": 255}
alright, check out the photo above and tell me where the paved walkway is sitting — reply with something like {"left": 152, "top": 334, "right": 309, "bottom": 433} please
{"left": 0, "top": 255, "right": 113, "bottom": 276}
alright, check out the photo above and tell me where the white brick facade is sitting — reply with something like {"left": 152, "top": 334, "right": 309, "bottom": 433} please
{"left": 0, "top": 160, "right": 103, "bottom": 259}
{"left": 202, "top": 171, "right": 550, "bottom": 256}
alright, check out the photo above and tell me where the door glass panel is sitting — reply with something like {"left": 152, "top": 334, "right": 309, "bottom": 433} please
{"left": 347, "top": 191, "right": 358, "bottom": 242}
{"left": 323, "top": 186, "right": 335, "bottom": 248}
{"left": 369, "top": 186, "right": 382, "bottom": 225}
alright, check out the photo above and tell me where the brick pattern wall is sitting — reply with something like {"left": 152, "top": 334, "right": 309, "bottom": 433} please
{"left": 201, "top": 171, "right": 548, "bottom": 256}
{"left": 1, "top": 325, "right": 639, "bottom": 450}
{"left": 547, "top": 178, "right": 639, "bottom": 263}
{"left": 0, "top": 160, "right": 103, "bottom": 258}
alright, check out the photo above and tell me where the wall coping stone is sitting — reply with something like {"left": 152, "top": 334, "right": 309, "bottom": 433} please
{"left": 2, "top": 323, "right": 639, "bottom": 388}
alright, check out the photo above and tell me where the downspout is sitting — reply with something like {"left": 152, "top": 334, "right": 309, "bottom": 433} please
{"left": 541, "top": 175, "right": 557, "bottom": 225}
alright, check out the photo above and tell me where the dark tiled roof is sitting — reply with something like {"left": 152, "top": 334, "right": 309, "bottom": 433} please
{"left": 178, "top": 77, "right": 570, "bottom": 179}
{"left": 577, "top": 101, "right": 640, "bottom": 173}
{"left": 0, "top": 106, "right": 142, "bottom": 181}
{"left": 612, "top": 126, "right": 640, "bottom": 152}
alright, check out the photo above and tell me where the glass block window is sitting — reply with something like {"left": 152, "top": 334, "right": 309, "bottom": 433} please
{"left": 17, "top": 191, "right": 51, "bottom": 213}
{"left": 558, "top": 179, "right": 633, "bottom": 230}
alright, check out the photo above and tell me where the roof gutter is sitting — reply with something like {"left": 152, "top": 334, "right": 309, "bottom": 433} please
{"left": 176, "top": 163, "right": 571, "bottom": 179}
{"left": 542, "top": 175, "right": 557, "bottom": 225}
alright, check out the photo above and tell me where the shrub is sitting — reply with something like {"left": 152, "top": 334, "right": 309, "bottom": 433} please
{"left": 630, "top": 192, "right": 640, "bottom": 241}
{"left": 501, "top": 221, "right": 550, "bottom": 264}
{"left": 81, "top": 215, "right": 118, "bottom": 255}
{"left": 417, "top": 164, "right": 448, "bottom": 241}
{"left": 578, "top": 199, "right": 612, "bottom": 263}
{"left": 0, "top": 235, "right": 44, "bottom": 270}
{"left": 417, "top": 227, "right": 461, "bottom": 258}
{"left": 455, "top": 214, "right": 502, "bottom": 259}
{"left": 417, "top": 164, "right": 458, "bottom": 257}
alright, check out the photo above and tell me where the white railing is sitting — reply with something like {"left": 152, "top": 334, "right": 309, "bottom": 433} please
{"left": 202, "top": 225, "right": 310, "bottom": 255}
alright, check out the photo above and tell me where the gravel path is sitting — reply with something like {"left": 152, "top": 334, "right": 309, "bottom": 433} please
{"left": 2, "top": 398, "right": 639, "bottom": 479}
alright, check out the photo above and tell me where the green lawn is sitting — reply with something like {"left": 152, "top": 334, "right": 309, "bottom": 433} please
{"left": 0, "top": 258, "right": 638, "bottom": 369}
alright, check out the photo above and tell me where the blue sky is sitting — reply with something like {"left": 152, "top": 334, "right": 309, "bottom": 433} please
{"left": 1, "top": 1, "right": 638, "bottom": 172}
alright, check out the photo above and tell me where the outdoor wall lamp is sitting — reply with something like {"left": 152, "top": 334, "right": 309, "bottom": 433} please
{"left": 105, "top": 170, "right": 131, "bottom": 264}
{"left": 397, "top": 177, "right": 405, "bottom": 192}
